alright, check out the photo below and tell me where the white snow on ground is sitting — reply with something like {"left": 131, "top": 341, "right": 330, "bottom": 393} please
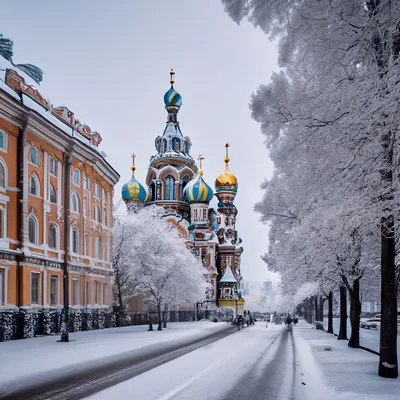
{"left": 0, "top": 321, "right": 228, "bottom": 393}
{"left": 87, "top": 322, "right": 399, "bottom": 400}
{"left": 296, "top": 322, "right": 399, "bottom": 400}
{"left": 332, "top": 318, "right": 400, "bottom": 356}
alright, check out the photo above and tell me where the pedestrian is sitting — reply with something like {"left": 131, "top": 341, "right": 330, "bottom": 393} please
{"left": 286, "top": 313, "right": 293, "bottom": 331}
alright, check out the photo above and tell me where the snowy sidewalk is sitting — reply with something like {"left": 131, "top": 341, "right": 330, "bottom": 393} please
{"left": 0, "top": 321, "right": 231, "bottom": 396}
{"left": 295, "top": 321, "right": 399, "bottom": 399}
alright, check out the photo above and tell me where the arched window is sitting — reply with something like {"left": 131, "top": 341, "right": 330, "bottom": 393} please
{"left": 30, "top": 173, "right": 40, "bottom": 196}
{"left": 73, "top": 169, "right": 81, "bottom": 186}
{"left": 30, "top": 147, "right": 39, "bottom": 166}
{"left": 165, "top": 175, "right": 175, "bottom": 200}
{"left": 0, "top": 160, "right": 6, "bottom": 189}
{"left": 94, "top": 180, "right": 100, "bottom": 197}
{"left": 95, "top": 237, "right": 102, "bottom": 259}
{"left": 71, "top": 192, "right": 79, "bottom": 213}
{"left": 83, "top": 174, "right": 89, "bottom": 190}
{"left": 172, "top": 138, "right": 181, "bottom": 152}
{"left": 29, "top": 215, "right": 38, "bottom": 244}
{"left": 48, "top": 223, "right": 57, "bottom": 249}
{"left": 93, "top": 205, "right": 100, "bottom": 222}
{"left": 150, "top": 181, "right": 156, "bottom": 202}
{"left": 49, "top": 184, "right": 56, "bottom": 203}
{"left": 163, "top": 139, "right": 168, "bottom": 153}
{"left": 181, "top": 175, "right": 190, "bottom": 199}
{"left": 49, "top": 156, "right": 56, "bottom": 175}
{"left": 72, "top": 227, "right": 79, "bottom": 253}
{"left": 103, "top": 208, "right": 108, "bottom": 226}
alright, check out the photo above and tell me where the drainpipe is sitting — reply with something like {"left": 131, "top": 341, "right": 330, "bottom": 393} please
{"left": 60, "top": 151, "right": 72, "bottom": 342}
{"left": 16, "top": 113, "right": 30, "bottom": 307}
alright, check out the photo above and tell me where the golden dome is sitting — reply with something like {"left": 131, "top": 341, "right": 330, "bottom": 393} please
{"left": 215, "top": 144, "right": 238, "bottom": 190}
{"left": 215, "top": 170, "right": 238, "bottom": 187}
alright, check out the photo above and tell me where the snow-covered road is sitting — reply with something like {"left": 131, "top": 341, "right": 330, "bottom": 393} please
{"left": 87, "top": 323, "right": 331, "bottom": 400}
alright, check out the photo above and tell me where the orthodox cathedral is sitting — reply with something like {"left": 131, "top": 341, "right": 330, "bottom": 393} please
{"left": 121, "top": 70, "right": 244, "bottom": 316}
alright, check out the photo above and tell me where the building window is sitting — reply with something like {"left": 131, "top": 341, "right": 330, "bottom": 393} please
{"left": 49, "top": 156, "right": 56, "bottom": 175}
{"left": 150, "top": 181, "right": 156, "bottom": 202}
{"left": 181, "top": 176, "right": 190, "bottom": 200}
{"left": 73, "top": 169, "right": 81, "bottom": 186}
{"left": 103, "top": 208, "right": 108, "bottom": 226}
{"left": 72, "top": 228, "right": 79, "bottom": 253}
{"left": 29, "top": 215, "right": 38, "bottom": 244}
{"left": 49, "top": 183, "right": 57, "bottom": 203}
{"left": 71, "top": 192, "right": 79, "bottom": 213}
{"left": 102, "top": 284, "right": 107, "bottom": 305}
{"left": 94, "top": 281, "right": 98, "bottom": 304}
{"left": 48, "top": 223, "right": 57, "bottom": 249}
{"left": 31, "top": 272, "right": 40, "bottom": 304}
{"left": 0, "top": 208, "right": 4, "bottom": 238}
{"left": 84, "top": 174, "right": 89, "bottom": 191}
{"left": 94, "top": 180, "right": 100, "bottom": 198}
{"left": 0, "top": 161, "right": 6, "bottom": 189}
{"left": 0, "top": 130, "right": 7, "bottom": 151}
{"left": 165, "top": 175, "right": 175, "bottom": 200}
{"left": 85, "top": 281, "right": 90, "bottom": 305}
{"left": 72, "top": 278, "right": 80, "bottom": 305}
{"left": 93, "top": 205, "right": 100, "bottom": 222}
{"left": 95, "top": 237, "right": 102, "bottom": 259}
{"left": 30, "top": 147, "right": 39, "bottom": 166}
{"left": 30, "top": 173, "right": 40, "bottom": 196}
{"left": 0, "top": 269, "right": 4, "bottom": 305}
{"left": 50, "top": 275, "right": 58, "bottom": 306}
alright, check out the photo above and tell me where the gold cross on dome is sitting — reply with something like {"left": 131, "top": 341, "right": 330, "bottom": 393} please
{"left": 131, "top": 153, "right": 136, "bottom": 166}
{"left": 170, "top": 69, "right": 175, "bottom": 85}
{"left": 197, "top": 154, "right": 204, "bottom": 170}
{"left": 225, "top": 143, "right": 230, "bottom": 158}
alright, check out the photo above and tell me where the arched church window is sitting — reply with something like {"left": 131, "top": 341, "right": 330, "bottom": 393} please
{"left": 165, "top": 176, "right": 175, "bottom": 200}
{"left": 172, "top": 138, "right": 181, "bottom": 153}
{"left": 150, "top": 181, "right": 156, "bottom": 202}
{"left": 163, "top": 139, "right": 168, "bottom": 153}
{"left": 181, "top": 176, "right": 190, "bottom": 200}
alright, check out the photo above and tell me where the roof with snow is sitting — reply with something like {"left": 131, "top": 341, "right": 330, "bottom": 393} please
{"left": 220, "top": 266, "right": 237, "bottom": 284}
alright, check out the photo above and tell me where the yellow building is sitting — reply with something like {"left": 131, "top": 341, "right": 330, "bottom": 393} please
{"left": 0, "top": 69, "right": 119, "bottom": 338}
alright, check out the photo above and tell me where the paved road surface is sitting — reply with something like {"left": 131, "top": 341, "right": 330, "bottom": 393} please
{"left": 88, "top": 323, "right": 324, "bottom": 400}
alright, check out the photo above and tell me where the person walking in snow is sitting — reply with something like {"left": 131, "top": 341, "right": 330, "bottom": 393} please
{"left": 286, "top": 313, "right": 293, "bottom": 331}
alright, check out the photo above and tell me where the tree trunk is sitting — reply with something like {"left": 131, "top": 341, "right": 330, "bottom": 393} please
{"left": 163, "top": 306, "right": 168, "bottom": 328}
{"left": 348, "top": 279, "right": 361, "bottom": 348}
{"left": 318, "top": 295, "right": 324, "bottom": 322}
{"left": 157, "top": 302, "right": 163, "bottom": 331}
{"left": 328, "top": 291, "right": 333, "bottom": 334}
{"left": 314, "top": 296, "right": 319, "bottom": 322}
{"left": 379, "top": 216, "right": 398, "bottom": 378}
{"left": 338, "top": 286, "right": 348, "bottom": 340}
{"left": 148, "top": 313, "right": 153, "bottom": 331}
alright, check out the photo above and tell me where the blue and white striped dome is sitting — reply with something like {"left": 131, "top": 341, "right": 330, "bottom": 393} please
{"left": 184, "top": 172, "right": 213, "bottom": 203}
{"left": 164, "top": 86, "right": 182, "bottom": 108}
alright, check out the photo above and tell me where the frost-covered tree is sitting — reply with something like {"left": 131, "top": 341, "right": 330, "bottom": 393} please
{"left": 113, "top": 206, "right": 208, "bottom": 331}
{"left": 222, "top": 0, "right": 399, "bottom": 377}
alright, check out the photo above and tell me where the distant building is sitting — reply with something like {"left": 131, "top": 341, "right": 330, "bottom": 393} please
{"left": 0, "top": 68, "right": 119, "bottom": 311}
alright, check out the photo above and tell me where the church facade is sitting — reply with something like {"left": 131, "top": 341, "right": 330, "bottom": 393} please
{"left": 121, "top": 71, "right": 244, "bottom": 317}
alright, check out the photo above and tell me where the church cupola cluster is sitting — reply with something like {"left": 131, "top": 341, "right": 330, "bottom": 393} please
{"left": 122, "top": 70, "right": 245, "bottom": 318}
{"left": 121, "top": 153, "right": 147, "bottom": 212}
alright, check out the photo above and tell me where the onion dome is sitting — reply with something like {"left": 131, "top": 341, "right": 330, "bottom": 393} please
{"left": 164, "top": 69, "right": 182, "bottom": 108}
{"left": 184, "top": 155, "right": 213, "bottom": 202}
{"left": 121, "top": 154, "right": 147, "bottom": 204}
{"left": 215, "top": 143, "right": 238, "bottom": 193}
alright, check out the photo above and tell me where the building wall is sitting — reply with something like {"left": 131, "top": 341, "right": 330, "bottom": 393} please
{"left": 0, "top": 85, "right": 119, "bottom": 310}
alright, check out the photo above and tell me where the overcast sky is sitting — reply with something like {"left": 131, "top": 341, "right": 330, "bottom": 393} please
{"left": 2, "top": 0, "right": 279, "bottom": 282}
